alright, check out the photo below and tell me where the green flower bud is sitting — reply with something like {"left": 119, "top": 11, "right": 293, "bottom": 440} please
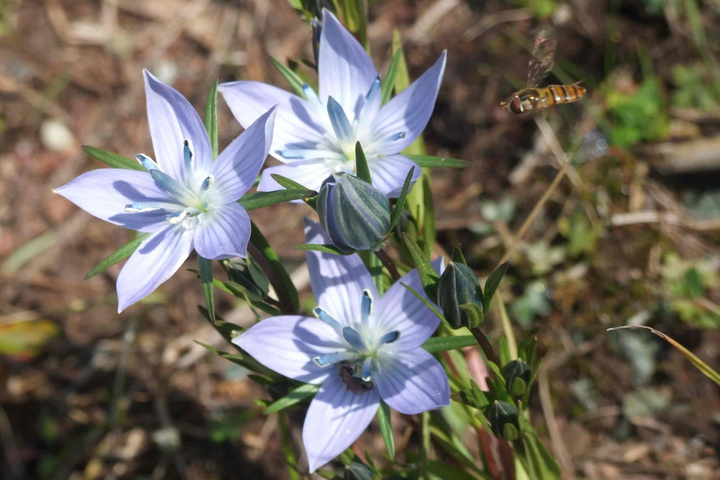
{"left": 317, "top": 173, "right": 391, "bottom": 252}
{"left": 501, "top": 360, "right": 532, "bottom": 396}
{"left": 436, "top": 262, "right": 483, "bottom": 329}
{"left": 487, "top": 400, "right": 519, "bottom": 442}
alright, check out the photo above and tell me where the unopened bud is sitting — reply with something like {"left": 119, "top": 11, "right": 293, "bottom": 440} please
{"left": 317, "top": 173, "right": 391, "bottom": 252}
{"left": 437, "top": 262, "right": 483, "bottom": 329}
{"left": 501, "top": 360, "right": 532, "bottom": 396}
{"left": 487, "top": 400, "right": 519, "bottom": 442}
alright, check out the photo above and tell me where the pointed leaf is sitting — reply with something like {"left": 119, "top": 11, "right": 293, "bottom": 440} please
{"left": 354, "top": 142, "right": 372, "bottom": 184}
{"left": 239, "top": 189, "right": 316, "bottom": 211}
{"left": 264, "top": 382, "right": 319, "bottom": 414}
{"left": 198, "top": 256, "right": 215, "bottom": 324}
{"left": 250, "top": 222, "right": 299, "bottom": 313}
{"left": 483, "top": 262, "right": 509, "bottom": 311}
{"left": 388, "top": 167, "right": 415, "bottom": 232}
{"left": 204, "top": 79, "right": 218, "bottom": 159}
{"left": 82, "top": 146, "right": 146, "bottom": 171}
{"left": 270, "top": 173, "right": 314, "bottom": 192}
{"left": 401, "top": 233, "right": 439, "bottom": 300}
{"left": 451, "top": 247, "right": 467, "bottom": 265}
{"left": 377, "top": 400, "right": 395, "bottom": 459}
{"left": 404, "top": 155, "right": 469, "bottom": 168}
{"left": 295, "top": 243, "right": 353, "bottom": 255}
{"left": 381, "top": 49, "right": 403, "bottom": 105}
{"left": 85, "top": 233, "right": 150, "bottom": 279}
{"left": 421, "top": 335, "right": 477, "bottom": 353}
{"left": 270, "top": 57, "right": 307, "bottom": 99}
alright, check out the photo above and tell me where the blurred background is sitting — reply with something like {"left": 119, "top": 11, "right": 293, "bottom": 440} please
{"left": 1, "top": 0, "right": 720, "bottom": 478}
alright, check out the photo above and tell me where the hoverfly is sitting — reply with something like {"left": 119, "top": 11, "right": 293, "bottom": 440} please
{"left": 501, "top": 28, "right": 586, "bottom": 114}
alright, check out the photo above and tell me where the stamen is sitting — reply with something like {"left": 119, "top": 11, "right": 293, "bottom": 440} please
{"left": 327, "top": 96, "right": 354, "bottom": 143}
{"left": 378, "top": 330, "right": 401, "bottom": 345}
{"left": 136, "top": 154, "right": 160, "bottom": 171}
{"left": 361, "top": 357, "right": 373, "bottom": 382}
{"left": 302, "top": 83, "right": 323, "bottom": 110}
{"left": 149, "top": 169, "right": 198, "bottom": 206}
{"left": 312, "top": 351, "right": 358, "bottom": 368}
{"left": 361, "top": 289, "right": 373, "bottom": 323}
{"left": 342, "top": 327, "right": 367, "bottom": 351}
{"left": 124, "top": 201, "right": 182, "bottom": 213}
{"left": 201, "top": 174, "right": 214, "bottom": 191}
{"left": 365, "top": 76, "right": 381, "bottom": 100}
{"left": 313, "top": 307, "right": 341, "bottom": 331}
{"left": 277, "top": 149, "right": 345, "bottom": 161}
{"left": 183, "top": 140, "right": 194, "bottom": 171}
{"left": 167, "top": 209, "right": 188, "bottom": 225}
{"left": 390, "top": 131, "right": 406, "bottom": 141}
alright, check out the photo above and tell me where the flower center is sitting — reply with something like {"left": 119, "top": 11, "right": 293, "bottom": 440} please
{"left": 125, "top": 141, "right": 216, "bottom": 228}
{"left": 311, "top": 289, "right": 400, "bottom": 394}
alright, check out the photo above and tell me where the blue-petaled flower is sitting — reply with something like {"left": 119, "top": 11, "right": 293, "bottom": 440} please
{"left": 55, "top": 71, "right": 276, "bottom": 312}
{"left": 218, "top": 9, "right": 446, "bottom": 197}
{"left": 235, "top": 218, "right": 449, "bottom": 472}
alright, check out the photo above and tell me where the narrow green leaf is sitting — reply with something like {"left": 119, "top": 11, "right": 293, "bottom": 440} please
{"left": 265, "top": 383, "right": 319, "bottom": 414}
{"left": 85, "top": 233, "right": 150, "bottom": 279}
{"left": 82, "top": 146, "right": 145, "bottom": 171}
{"left": 355, "top": 142, "right": 372, "bottom": 184}
{"left": 420, "top": 174, "right": 436, "bottom": 258}
{"left": 270, "top": 57, "right": 307, "bottom": 99}
{"left": 278, "top": 413, "right": 302, "bottom": 480}
{"left": 451, "top": 247, "right": 467, "bottom": 265}
{"left": 198, "top": 256, "right": 215, "bottom": 324}
{"left": 377, "top": 401, "right": 395, "bottom": 459}
{"left": 204, "top": 79, "right": 219, "bottom": 159}
{"left": 270, "top": 173, "right": 314, "bottom": 192}
{"left": 388, "top": 167, "right": 415, "bottom": 232}
{"left": 424, "top": 461, "right": 478, "bottom": 480}
{"left": 400, "top": 283, "right": 445, "bottom": 323}
{"left": 405, "top": 154, "right": 469, "bottom": 168}
{"left": 296, "top": 243, "right": 352, "bottom": 255}
{"left": 421, "top": 335, "right": 477, "bottom": 353}
{"left": 483, "top": 262, "right": 509, "bottom": 311}
{"left": 391, "top": 29, "right": 411, "bottom": 92}
{"left": 608, "top": 325, "right": 720, "bottom": 386}
{"left": 250, "top": 223, "right": 300, "bottom": 313}
{"left": 239, "top": 189, "right": 316, "bottom": 210}
{"left": 367, "top": 251, "right": 384, "bottom": 295}
{"left": 381, "top": 49, "right": 403, "bottom": 104}
{"left": 401, "top": 233, "right": 439, "bottom": 300}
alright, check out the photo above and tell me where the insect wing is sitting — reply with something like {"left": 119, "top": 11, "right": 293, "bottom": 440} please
{"left": 526, "top": 27, "right": 557, "bottom": 87}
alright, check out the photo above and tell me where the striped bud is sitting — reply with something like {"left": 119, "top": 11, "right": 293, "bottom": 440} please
{"left": 317, "top": 173, "right": 391, "bottom": 252}
{"left": 437, "top": 262, "right": 483, "bottom": 329}
{"left": 501, "top": 360, "right": 532, "bottom": 396}
{"left": 487, "top": 400, "right": 519, "bottom": 442}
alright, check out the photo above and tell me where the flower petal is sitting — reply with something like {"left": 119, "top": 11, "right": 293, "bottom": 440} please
{"left": 373, "top": 348, "right": 450, "bottom": 415}
{"left": 257, "top": 160, "right": 338, "bottom": 193}
{"left": 54, "top": 169, "right": 175, "bottom": 233}
{"left": 303, "top": 373, "right": 380, "bottom": 473}
{"left": 368, "top": 154, "right": 422, "bottom": 198}
{"left": 218, "top": 81, "right": 326, "bottom": 160}
{"left": 211, "top": 107, "right": 276, "bottom": 202}
{"left": 370, "top": 51, "right": 446, "bottom": 154}
{"left": 375, "top": 257, "right": 444, "bottom": 349}
{"left": 194, "top": 202, "right": 251, "bottom": 260}
{"left": 233, "top": 315, "right": 344, "bottom": 384}
{"left": 319, "top": 9, "right": 377, "bottom": 119}
{"left": 144, "top": 70, "right": 212, "bottom": 181}
{"left": 116, "top": 224, "right": 195, "bottom": 312}
{"left": 303, "top": 218, "right": 378, "bottom": 329}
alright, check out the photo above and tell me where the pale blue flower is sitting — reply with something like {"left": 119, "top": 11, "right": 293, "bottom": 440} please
{"left": 235, "top": 218, "right": 449, "bottom": 472}
{"left": 219, "top": 9, "right": 446, "bottom": 197}
{"left": 55, "top": 71, "right": 276, "bottom": 312}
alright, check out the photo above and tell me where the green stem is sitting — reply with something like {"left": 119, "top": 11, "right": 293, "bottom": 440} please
{"left": 470, "top": 327, "right": 500, "bottom": 367}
